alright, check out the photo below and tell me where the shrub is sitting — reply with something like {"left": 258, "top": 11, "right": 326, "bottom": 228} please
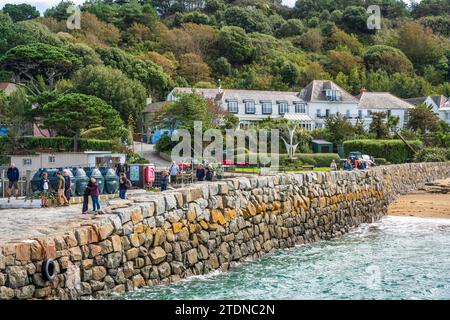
{"left": 414, "top": 147, "right": 449, "bottom": 162}
{"left": 343, "top": 140, "right": 423, "bottom": 163}
{"left": 155, "top": 134, "right": 175, "bottom": 153}
{"left": 374, "top": 158, "right": 387, "bottom": 165}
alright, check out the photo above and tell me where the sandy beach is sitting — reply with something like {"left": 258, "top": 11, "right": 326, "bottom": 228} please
{"left": 388, "top": 178, "right": 450, "bottom": 219}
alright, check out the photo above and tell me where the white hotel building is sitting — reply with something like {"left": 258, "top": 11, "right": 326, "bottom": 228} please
{"left": 166, "top": 80, "right": 417, "bottom": 130}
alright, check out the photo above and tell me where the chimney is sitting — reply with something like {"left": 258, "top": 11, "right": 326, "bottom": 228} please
{"left": 360, "top": 87, "right": 367, "bottom": 94}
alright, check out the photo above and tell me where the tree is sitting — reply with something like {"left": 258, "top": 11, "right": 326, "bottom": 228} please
{"left": 0, "top": 88, "right": 31, "bottom": 151}
{"left": 2, "top": 3, "right": 39, "bottom": 22}
{"left": 178, "top": 53, "right": 211, "bottom": 84}
{"left": 389, "top": 73, "right": 432, "bottom": 98}
{"left": 44, "top": 1, "right": 74, "bottom": 21}
{"left": 218, "top": 26, "right": 254, "bottom": 64}
{"left": 342, "top": 6, "right": 370, "bottom": 33}
{"left": 407, "top": 103, "right": 440, "bottom": 133}
{"left": 369, "top": 111, "right": 389, "bottom": 139}
{"left": 96, "top": 47, "right": 170, "bottom": 99}
{"left": 37, "top": 93, "right": 126, "bottom": 150}
{"left": 0, "top": 18, "right": 63, "bottom": 54}
{"left": 118, "top": 0, "right": 158, "bottom": 29}
{"left": 222, "top": 6, "right": 272, "bottom": 34}
{"left": 0, "top": 43, "right": 80, "bottom": 95}
{"left": 327, "top": 27, "right": 364, "bottom": 55}
{"left": 212, "top": 57, "right": 231, "bottom": 77}
{"left": 327, "top": 50, "right": 364, "bottom": 75}
{"left": 72, "top": 65, "right": 147, "bottom": 122}
{"left": 295, "top": 28, "right": 323, "bottom": 52}
{"left": 280, "top": 63, "right": 300, "bottom": 86}
{"left": 396, "top": 22, "right": 444, "bottom": 67}
{"left": 364, "top": 45, "right": 413, "bottom": 74}
{"left": 277, "top": 19, "right": 305, "bottom": 37}
{"left": 164, "top": 93, "right": 219, "bottom": 133}
{"left": 324, "top": 112, "right": 355, "bottom": 144}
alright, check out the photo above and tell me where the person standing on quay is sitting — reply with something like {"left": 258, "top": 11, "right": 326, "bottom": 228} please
{"left": 119, "top": 173, "right": 129, "bottom": 199}
{"left": 160, "top": 169, "right": 169, "bottom": 191}
{"left": 87, "top": 177, "right": 101, "bottom": 213}
{"left": 39, "top": 172, "right": 50, "bottom": 208}
{"left": 6, "top": 163, "right": 20, "bottom": 202}
{"left": 169, "top": 160, "right": 179, "bottom": 185}
{"left": 330, "top": 160, "right": 338, "bottom": 171}
{"left": 63, "top": 169, "right": 72, "bottom": 205}
{"left": 57, "top": 171, "right": 69, "bottom": 206}
{"left": 196, "top": 164, "right": 205, "bottom": 181}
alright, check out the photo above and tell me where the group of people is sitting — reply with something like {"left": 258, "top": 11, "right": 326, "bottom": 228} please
{"left": 330, "top": 159, "right": 373, "bottom": 172}
{"left": 158, "top": 161, "right": 215, "bottom": 192}
{"left": 38, "top": 169, "right": 75, "bottom": 209}
{"left": 195, "top": 163, "right": 214, "bottom": 182}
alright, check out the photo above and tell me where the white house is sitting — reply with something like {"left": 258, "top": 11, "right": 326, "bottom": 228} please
{"left": 297, "top": 80, "right": 360, "bottom": 129}
{"left": 356, "top": 90, "right": 415, "bottom": 129}
{"left": 168, "top": 87, "right": 313, "bottom": 129}
{"left": 405, "top": 95, "right": 450, "bottom": 124}
{"left": 166, "top": 81, "right": 417, "bottom": 130}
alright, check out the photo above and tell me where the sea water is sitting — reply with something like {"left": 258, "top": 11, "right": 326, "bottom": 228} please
{"left": 120, "top": 216, "right": 450, "bottom": 300}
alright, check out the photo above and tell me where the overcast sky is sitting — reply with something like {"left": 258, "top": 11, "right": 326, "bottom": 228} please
{"left": 0, "top": 0, "right": 418, "bottom": 15}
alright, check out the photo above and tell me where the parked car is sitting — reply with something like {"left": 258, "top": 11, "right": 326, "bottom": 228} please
{"left": 348, "top": 151, "right": 363, "bottom": 165}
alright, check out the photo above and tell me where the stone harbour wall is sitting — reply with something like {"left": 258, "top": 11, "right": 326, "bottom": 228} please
{"left": 1, "top": 162, "right": 449, "bottom": 300}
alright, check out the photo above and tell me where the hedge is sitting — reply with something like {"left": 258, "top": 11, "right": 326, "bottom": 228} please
{"left": 343, "top": 139, "right": 422, "bottom": 164}
{"left": 0, "top": 136, "right": 124, "bottom": 153}
{"left": 280, "top": 153, "right": 341, "bottom": 167}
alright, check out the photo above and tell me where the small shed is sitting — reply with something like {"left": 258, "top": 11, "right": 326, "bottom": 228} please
{"left": 311, "top": 139, "right": 333, "bottom": 153}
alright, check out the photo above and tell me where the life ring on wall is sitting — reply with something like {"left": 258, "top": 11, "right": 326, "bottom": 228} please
{"left": 42, "top": 259, "right": 57, "bottom": 281}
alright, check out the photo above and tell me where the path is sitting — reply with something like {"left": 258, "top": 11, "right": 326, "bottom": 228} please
{"left": 133, "top": 141, "right": 171, "bottom": 168}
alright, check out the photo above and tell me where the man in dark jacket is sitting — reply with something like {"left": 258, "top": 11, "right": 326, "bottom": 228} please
{"left": 6, "top": 163, "right": 20, "bottom": 202}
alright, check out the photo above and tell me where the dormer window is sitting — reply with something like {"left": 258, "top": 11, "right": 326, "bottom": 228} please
{"left": 324, "top": 89, "right": 342, "bottom": 101}
{"left": 295, "top": 103, "right": 306, "bottom": 113}
{"left": 244, "top": 100, "right": 255, "bottom": 114}
{"left": 227, "top": 101, "right": 238, "bottom": 113}
{"left": 261, "top": 101, "right": 272, "bottom": 114}
{"left": 278, "top": 102, "right": 289, "bottom": 114}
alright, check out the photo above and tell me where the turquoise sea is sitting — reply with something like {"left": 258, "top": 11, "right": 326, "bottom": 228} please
{"left": 120, "top": 216, "right": 450, "bottom": 300}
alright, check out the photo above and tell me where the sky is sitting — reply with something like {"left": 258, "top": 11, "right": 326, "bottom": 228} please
{"left": 0, "top": 0, "right": 420, "bottom": 15}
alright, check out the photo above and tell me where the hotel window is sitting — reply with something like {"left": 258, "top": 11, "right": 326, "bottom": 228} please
{"left": 227, "top": 101, "right": 238, "bottom": 113}
{"left": 387, "top": 110, "right": 392, "bottom": 117}
{"left": 325, "top": 109, "right": 330, "bottom": 117}
{"left": 261, "top": 102, "right": 272, "bottom": 114}
{"left": 244, "top": 100, "right": 255, "bottom": 114}
{"left": 358, "top": 110, "right": 363, "bottom": 118}
{"left": 278, "top": 102, "right": 289, "bottom": 114}
{"left": 23, "top": 159, "right": 32, "bottom": 166}
{"left": 316, "top": 109, "right": 321, "bottom": 117}
{"left": 346, "top": 109, "right": 351, "bottom": 118}
{"left": 295, "top": 103, "right": 306, "bottom": 113}
{"left": 48, "top": 155, "right": 56, "bottom": 163}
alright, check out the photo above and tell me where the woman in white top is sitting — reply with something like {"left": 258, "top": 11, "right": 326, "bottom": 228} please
{"left": 40, "top": 172, "right": 50, "bottom": 208}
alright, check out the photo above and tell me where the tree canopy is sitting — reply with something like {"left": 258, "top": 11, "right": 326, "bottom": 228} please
{"left": 38, "top": 93, "right": 126, "bottom": 139}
